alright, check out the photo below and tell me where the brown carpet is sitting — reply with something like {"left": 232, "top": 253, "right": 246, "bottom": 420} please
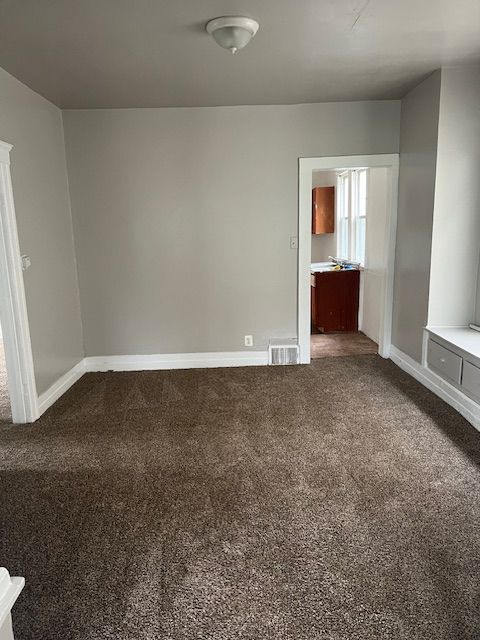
{"left": 311, "top": 331, "right": 378, "bottom": 359}
{"left": 0, "top": 340, "right": 11, "bottom": 422}
{"left": 1, "top": 356, "right": 480, "bottom": 640}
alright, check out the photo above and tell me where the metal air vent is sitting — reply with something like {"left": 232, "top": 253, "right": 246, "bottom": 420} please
{"left": 268, "top": 339, "right": 299, "bottom": 366}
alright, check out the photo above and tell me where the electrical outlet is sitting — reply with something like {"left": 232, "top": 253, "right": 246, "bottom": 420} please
{"left": 244, "top": 335, "right": 253, "bottom": 347}
{"left": 290, "top": 236, "right": 298, "bottom": 250}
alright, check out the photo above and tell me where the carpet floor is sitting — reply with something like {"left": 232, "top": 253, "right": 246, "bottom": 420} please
{"left": 311, "top": 332, "right": 378, "bottom": 359}
{"left": 1, "top": 356, "right": 480, "bottom": 640}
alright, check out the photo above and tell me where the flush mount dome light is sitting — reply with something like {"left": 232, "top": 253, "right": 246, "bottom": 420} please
{"left": 206, "top": 16, "right": 259, "bottom": 54}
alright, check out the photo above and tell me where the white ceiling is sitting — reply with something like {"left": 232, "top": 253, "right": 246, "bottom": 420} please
{"left": 0, "top": 0, "right": 479, "bottom": 109}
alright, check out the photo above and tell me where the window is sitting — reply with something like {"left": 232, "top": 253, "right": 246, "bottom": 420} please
{"left": 336, "top": 169, "right": 368, "bottom": 265}
{"left": 338, "top": 172, "right": 350, "bottom": 260}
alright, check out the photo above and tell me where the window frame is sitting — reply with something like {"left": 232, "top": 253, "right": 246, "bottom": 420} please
{"left": 336, "top": 168, "right": 368, "bottom": 266}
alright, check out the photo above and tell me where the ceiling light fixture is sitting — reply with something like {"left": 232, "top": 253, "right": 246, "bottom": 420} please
{"left": 206, "top": 16, "right": 259, "bottom": 54}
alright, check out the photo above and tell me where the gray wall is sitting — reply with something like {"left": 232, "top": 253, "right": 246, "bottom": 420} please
{"left": 0, "top": 67, "right": 84, "bottom": 394}
{"left": 64, "top": 102, "right": 400, "bottom": 356}
{"left": 392, "top": 72, "right": 441, "bottom": 362}
{"left": 428, "top": 67, "right": 480, "bottom": 327}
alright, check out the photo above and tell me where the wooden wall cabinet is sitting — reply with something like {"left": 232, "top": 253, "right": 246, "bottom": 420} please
{"left": 312, "top": 186, "right": 335, "bottom": 234}
{"left": 311, "top": 269, "right": 360, "bottom": 333}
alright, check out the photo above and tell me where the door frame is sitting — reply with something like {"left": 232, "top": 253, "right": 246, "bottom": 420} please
{"left": 298, "top": 153, "right": 399, "bottom": 364}
{"left": 0, "top": 141, "right": 38, "bottom": 422}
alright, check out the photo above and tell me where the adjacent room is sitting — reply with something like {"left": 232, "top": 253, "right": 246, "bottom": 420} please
{"left": 0, "top": 2, "right": 480, "bottom": 640}
{"left": 310, "top": 165, "right": 389, "bottom": 359}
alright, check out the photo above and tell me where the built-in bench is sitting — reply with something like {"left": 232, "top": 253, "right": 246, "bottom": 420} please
{"left": 426, "top": 327, "right": 480, "bottom": 405}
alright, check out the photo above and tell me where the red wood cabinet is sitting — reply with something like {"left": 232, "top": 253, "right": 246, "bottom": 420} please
{"left": 312, "top": 186, "right": 335, "bottom": 234}
{"left": 311, "top": 269, "right": 360, "bottom": 333}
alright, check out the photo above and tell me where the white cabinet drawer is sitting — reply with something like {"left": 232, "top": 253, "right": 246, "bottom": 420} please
{"left": 428, "top": 339, "right": 462, "bottom": 384}
{"left": 462, "top": 360, "right": 480, "bottom": 400}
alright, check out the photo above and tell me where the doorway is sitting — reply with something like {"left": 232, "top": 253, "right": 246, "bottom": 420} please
{"left": 298, "top": 155, "right": 399, "bottom": 365}
{"left": 0, "top": 140, "right": 38, "bottom": 423}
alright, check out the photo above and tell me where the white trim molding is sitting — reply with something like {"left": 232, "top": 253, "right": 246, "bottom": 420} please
{"left": 390, "top": 345, "right": 480, "bottom": 432}
{"left": 36, "top": 350, "right": 270, "bottom": 417}
{"left": 298, "top": 154, "right": 399, "bottom": 364}
{"left": 84, "top": 351, "right": 269, "bottom": 372}
{"left": 0, "top": 140, "right": 38, "bottom": 422}
{"left": 0, "top": 141, "right": 13, "bottom": 165}
{"left": 37, "top": 359, "right": 86, "bottom": 417}
{"left": 0, "top": 566, "right": 25, "bottom": 640}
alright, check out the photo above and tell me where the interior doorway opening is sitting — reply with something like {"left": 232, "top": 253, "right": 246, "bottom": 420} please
{"left": 310, "top": 166, "right": 388, "bottom": 358}
{"left": 298, "top": 155, "right": 399, "bottom": 365}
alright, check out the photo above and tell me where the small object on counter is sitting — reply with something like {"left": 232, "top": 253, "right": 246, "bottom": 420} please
{"left": 328, "top": 256, "right": 361, "bottom": 269}
{"left": 311, "top": 261, "right": 337, "bottom": 273}
{"left": 469, "top": 323, "right": 480, "bottom": 332}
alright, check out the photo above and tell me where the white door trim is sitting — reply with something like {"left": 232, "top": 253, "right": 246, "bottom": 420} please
{"left": 0, "top": 141, "right": 38, "bottom": 422}
{"left": 298, "top": 154, "right": 399, "bottom": 364}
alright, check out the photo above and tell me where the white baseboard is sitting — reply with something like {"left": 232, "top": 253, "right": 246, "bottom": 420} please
{"left": 35, "top": 351, "right": 269, "bottom": 419}
{"left": 37, "top": 358, "right": 86, "bottom": 417}
{"left": 390, "top": 345, "right": 480, "bottom": 432}
{"left": 84, "top": 350, "right": 269, "bottom": 372}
